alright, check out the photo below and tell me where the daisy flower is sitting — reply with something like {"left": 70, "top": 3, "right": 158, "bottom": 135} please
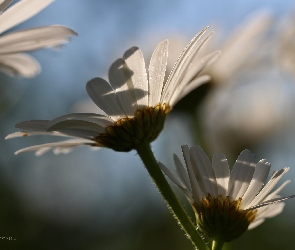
{"left": 6, "top": 27, "right": 220, "bottom": 155}
{"left": 0, "top": 0, "right": 76, "bottom": 77}
{"left": 159, "top": 145, "right": 294, "bottom": 242}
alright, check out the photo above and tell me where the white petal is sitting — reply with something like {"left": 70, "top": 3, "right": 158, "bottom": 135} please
{"left": 246, "top": 180, "right": 293, "bottom": 210}
{"left": 16, "top": 120, "right": 49, "bottom": 131}
{"left": 47, "top": 119, "right": 106, "bottom": 139}
{"left": 247, "top": 195, "right": 294, "bottom": 210}
{"left": 159, "top": 162, "right": 193, "bottom": 202}
{"left": 212, "top": 153, "right": 230, "bottom": 197}
{"left": 247, "top": 168, "right": 289, "bottom": 208}
{"left": 181, "top": 145, "right": 204, "bottom": 203}
{"left": 0, "top": 53, "right": 40, "bottom": 77}
{"left": 169, "top": 50, "right": 220, "bottom": 107}
{"left": 228, "top": 149, "right": 256, "bottom": 200}
{"left": 159, "top": 162, "right": 187, "bottom": 190}
{"left": 242, "top": 159, "right": 271, "bottom": 209}
{"left": 0, "top": 0, "right": 54, "bottom": 34}
{"left": 247, "top": 218, "right": 265, "bottom": 230}
{"left": 6, "top": 131, "right": 33, "bottom": 139}
{"left": 48, "top": 113, "right": 113, "bottom": 128}
{"left": 5, "top": 131, "right": 65, "bottom": 139}
{"left": 174, "top": 153, "right": 191, "bottom": 192}
{"left": 15, "top": 138, "right": 96, "bottom": 156}
{"left": 173, "top": 75, "right": 210, "bottom": 106}
{"left": 190, "top": 145, "right": 218, "bottom": 197}
{"left": 161, "top": 27, "right": 211, "bottom": 104}
{"left": 0, "top": 0, "right": 11, "bottom": 12}
{"left": 148, "top": 40, "right": 168, "bottom": 106}
{"left": 86, "top": 77, "right": 122, "bottom": 120}
{"left": 108, "top": 58, "right": 138, "bottom": 116}
{"left": 263, "top": 180, "right": 291, "bottom": 201}
{"left": 248, "top": 198, "right": 285, "bottom": 230}
{"left": 255, "top": 202, "right": 285, "bottom": 219}
{"left": 123, "top": 47, "right": 148, "bottom": 107}
{"left": 248, "top": 202, "right": 285, "bottom": 230}
{"left": 0, "top": 26, "right": 76, "bottom": 54}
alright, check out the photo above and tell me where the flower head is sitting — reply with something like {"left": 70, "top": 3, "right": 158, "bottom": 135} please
{"left": 159, "top": 145, "right": 294, "bottom": 242}
{"left": 0, "top": 0, "right": 76, "bottom": 77}
{"left": 6, "top": 27, "right": 220, "bottom": 155}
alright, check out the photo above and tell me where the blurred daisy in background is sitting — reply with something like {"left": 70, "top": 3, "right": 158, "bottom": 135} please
{"left": 199, "top": 11, "right": 295, "bottom": 158}
{"left": 276, "top": 10, "right": 295, "bottom": 78}
{"left": 0, "top": 0, "right": 76, "bottom": 78}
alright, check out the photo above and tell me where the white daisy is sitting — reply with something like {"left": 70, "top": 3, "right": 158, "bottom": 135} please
{"left": 6, "top": 27, "right": 220, "bottom": 155}
{"left": 159, "top": 145, "right": 294, "bottom": 242}
{"left": 0, "top": 0, "right": 76, "bottom": 77}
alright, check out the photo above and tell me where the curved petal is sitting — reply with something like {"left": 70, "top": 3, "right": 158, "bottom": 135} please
{"left": 169, "top": 50, "right": 220, "bottom": 107}
{"left": 86, "top": 78, "right": 123, "bottom": 120}
{"left": 148, "top": 40, "right": 168, "bottom": 106}
{"left": 212, "top": 153, "right": 230, "bottom": 197}
{"left": 241, "top": 159, "right": 271, "bottom": 208}
{"left": 159, "top": 162, "right": 187, "bottom": 190}
{"left": 228, "top": 149, "right": 256, "bottom": 200}
{"left": 0, "top": 0, "right": 53, "bottom": 34}
{"left": 248, "top": 202, "right": 285, "bottom": 230}
{"left": 15, "top": 138, "right": 96, "bottom": 156}
{"left": 247, "top": 168, "right": 289, "bottom": 208}
{"left": 173, "top": 153, "right": 191, "bottom": 192}
{"left": 173, "top": 75, "right": 210, "bottom": 106}
{"left": 47, "top": 119, "right": 106, "bottom": 139}
{"left": 108, "top": 58, "right": 138, "bottom": 116}
{"left": 248, "top": 218, "right": 265, "bottom": 230}
{"left": 0, "top": 26, "right": 76, "bottom": 54}
{"left": 48, "top": 113, "right": 113, "bottom": 128}
{"left": 0, "top": 0, "right": 12, "bottom": 12}
{"left": 0, "top": 53, "right": 40, "bottom": 77}
{"left": 15, "top": 120, "right": 50, "bottom": 131}
{"left": 190, "top": 145, "right": 218, "bottom": 197}
{"left": 161, "top": 27, "right": 211, "bottom": 104}
{"left": 247, "top": 195, "right": 294, "bottom": 210}
{"left": 123, "top": 46, "right": 148, "bottom": 107}
{"left": 6, "top": 131, "right": 63, "bottom": 139}
{"left": 182, "top": 145, "right": 204, "bottom": 203}
{"left": 159, "top": 161, "right": 193, "bottom": 202}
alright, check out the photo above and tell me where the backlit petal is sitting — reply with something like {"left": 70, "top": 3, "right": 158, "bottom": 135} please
{"left": 123, "top": 46, "right": 148, "bottom": 107}
{"left": 0, "top": 0, "right": 53, "bottom": 34}
{"left": 148, "top": 40, "right": 168, "bottom": 106}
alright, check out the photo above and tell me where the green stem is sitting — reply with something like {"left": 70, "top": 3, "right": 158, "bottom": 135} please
{"left": 211, "top": 238, "right": 224, "bottom": 250}
{"left": 135, "top": 141, "right": 209, "bottom": 250}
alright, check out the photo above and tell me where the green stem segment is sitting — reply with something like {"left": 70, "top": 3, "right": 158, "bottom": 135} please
{"left": 135, "top": 141, "right": 209, "bottom": 250}
{"left": 211, "top": 238, "right": 224, "bottom": 250}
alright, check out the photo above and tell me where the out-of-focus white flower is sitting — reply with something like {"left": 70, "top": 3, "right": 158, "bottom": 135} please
{"left": 6, "top": 27, "right": 220, "bottom": 155}
{"left": 197, "top": 11, "right": 295, "bottom": 156}
{"left": 276, "top": 10, "right": 295, "bottom": 77}
{"left": 202, "top": 11, "right": 273, "bottom": 84}
{"left": 160, "top": 145, "right": 294, "bottom": 242}
{"left": 0, "top": 0, "right": 76, "bottom": 77}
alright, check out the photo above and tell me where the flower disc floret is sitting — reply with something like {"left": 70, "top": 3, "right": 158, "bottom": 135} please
{"left": 95, "top": 103, "right": 170, "bottom": 151}
{"left": 194, "top": 194, "right": 257, "bottom": 242}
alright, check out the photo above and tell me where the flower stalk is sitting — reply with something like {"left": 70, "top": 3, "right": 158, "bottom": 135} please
{"left": 135, "top": 141, "right": 209, "bottom": 250}
{"left": 212, "top": 238, "right": 224, "bottom": 250}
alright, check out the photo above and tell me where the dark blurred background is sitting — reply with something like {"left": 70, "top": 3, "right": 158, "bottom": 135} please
{"left": 1, "top": 0, "right": 295, "bottom": 249}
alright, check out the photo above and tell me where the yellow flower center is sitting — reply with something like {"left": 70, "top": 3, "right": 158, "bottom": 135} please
{"left": 193, "top": 194, "right": 257, "bottom": 242}
{"left": 94, "top": 103, "right": 170, "bottom": 151}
